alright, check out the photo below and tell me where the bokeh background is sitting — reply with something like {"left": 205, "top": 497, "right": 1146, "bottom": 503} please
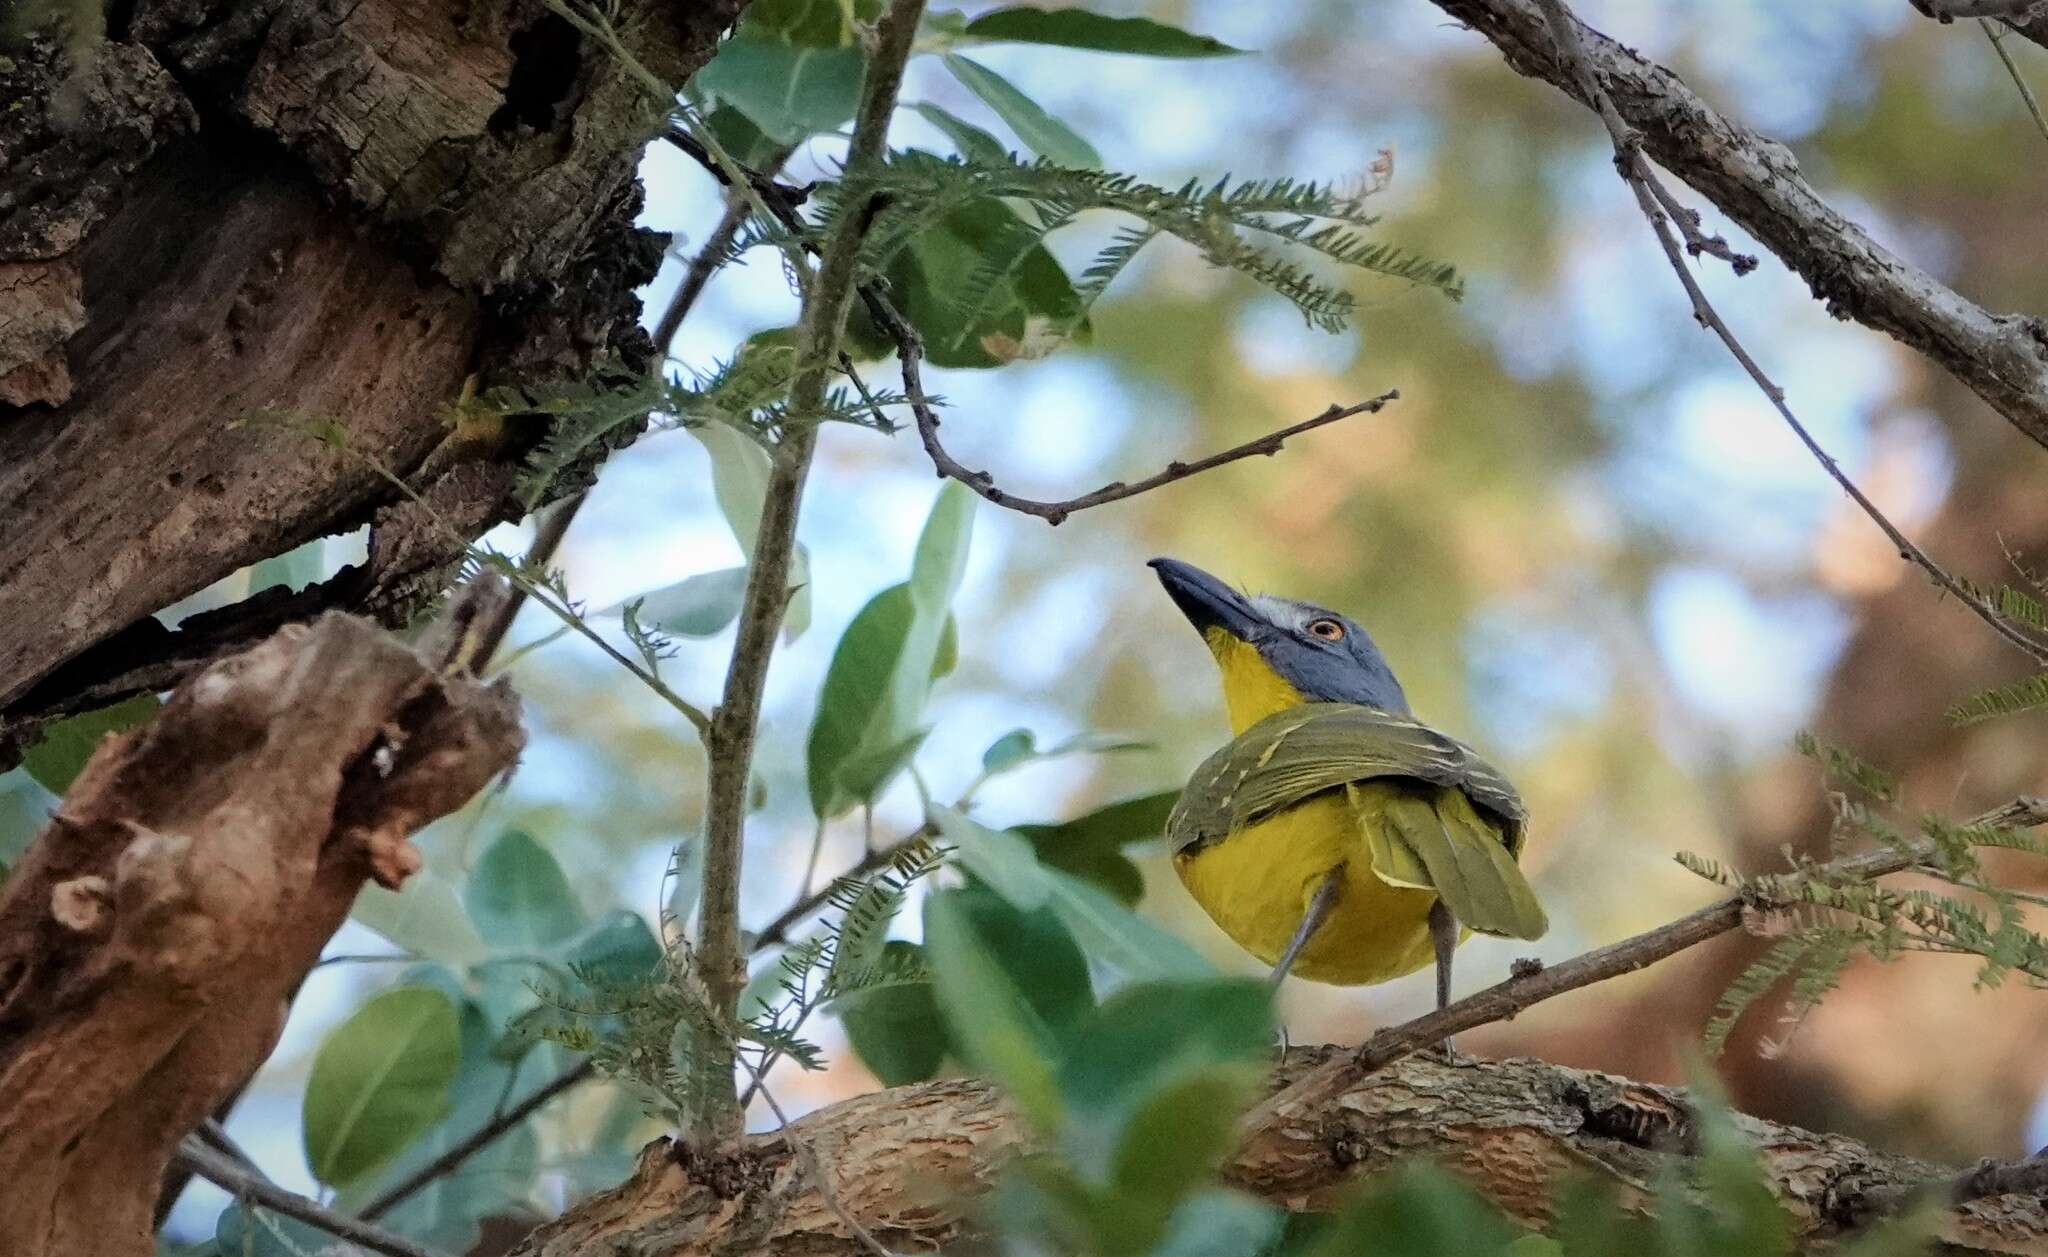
{"left": 9, "top": 0, "right": 2048, "bottom": 1235}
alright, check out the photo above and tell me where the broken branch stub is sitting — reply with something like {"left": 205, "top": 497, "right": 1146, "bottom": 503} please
{"left": 0, "top": 602, "right": 523, "bottom": 1257}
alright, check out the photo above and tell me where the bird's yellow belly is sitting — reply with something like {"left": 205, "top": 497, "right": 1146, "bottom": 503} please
{"left": 1173, "top": 792, "right": 1440, "bottom": 985}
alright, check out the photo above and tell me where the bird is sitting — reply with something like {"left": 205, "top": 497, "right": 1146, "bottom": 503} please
{"left": 1149, "top": 557, "right": 1546, "bottom": 1011}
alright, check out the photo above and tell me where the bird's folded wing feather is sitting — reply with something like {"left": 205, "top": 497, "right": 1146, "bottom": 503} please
{"left": 1169, "top": 704, "right": 1526, "bottom": 848}
{"left": 1169, "top": 704, "right": 1545, "bottom": 940}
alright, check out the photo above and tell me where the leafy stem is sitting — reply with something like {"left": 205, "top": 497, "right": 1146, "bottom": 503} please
{"left": 688, "top": 0, "right": 928, "bottom": 1142}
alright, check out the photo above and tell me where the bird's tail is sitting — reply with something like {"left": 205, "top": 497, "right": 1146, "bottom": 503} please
{"left": 1352, "top": 781, "right": 1548, "bottom": 940}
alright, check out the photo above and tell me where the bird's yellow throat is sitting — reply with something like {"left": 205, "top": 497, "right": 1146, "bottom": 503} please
{"left": 1204, "top": 628, "right": 1308, "bottom": 732}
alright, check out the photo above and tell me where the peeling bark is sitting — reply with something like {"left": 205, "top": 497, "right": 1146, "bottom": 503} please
{"left": 507, "top": 1051, "right": 2048, "bottom": 1256}
{"left": 0, "top": 0, "right": 744, "bottom": 755}
{"left": 0, "top": 598, "right": 524, "bottom": 1257}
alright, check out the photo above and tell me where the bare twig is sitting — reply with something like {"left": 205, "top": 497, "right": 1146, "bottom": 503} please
{"left": 1531, "top": 0, "right": 2048, "bottom": 667}
{"left": 1911, "top": 0, "right": 2048, "bottom": 20}
{"left": 751, "top": 825, "right": 934, "bottom": 955}
{"left": 1982, "top": 19, "right": 2048, "bottom": 149}
{"left": 692, "top": 0, "right": 927, "bottom": 1141}
{"left": 358, "top": 1058, "right": 596, "bottom": 1221}
{"left": 471, "top": 493, "right": 587, "bottom": 668}
{"left": 1429, "top": 0, "right": 2048, "bottom": 446}
{"left": 175, "top": 1141, "right": 450, "bottom": 1257}
{"left": 1243, "top": 795, "right": 2048, "bottom": 1138}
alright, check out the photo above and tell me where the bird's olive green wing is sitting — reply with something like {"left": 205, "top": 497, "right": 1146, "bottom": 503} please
{"left": 1168, "top": 703, "right": 1545, "bottom": 940}
{"left": 1168, "top": 704, "right": 1527, "bottom": 851}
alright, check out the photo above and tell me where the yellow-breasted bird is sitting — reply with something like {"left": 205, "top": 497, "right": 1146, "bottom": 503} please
{"left": 1150, "top": 557, "right": 1546, "bottom": 1008}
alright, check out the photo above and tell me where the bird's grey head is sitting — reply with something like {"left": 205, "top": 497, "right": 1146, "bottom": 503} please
{"left": 1148, "top": 556, "right": 1411, "bottom": 716}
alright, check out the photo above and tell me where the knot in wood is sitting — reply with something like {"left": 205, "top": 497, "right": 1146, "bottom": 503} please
{"left": 49, "top": 875, "right": 112, "bottom": 936}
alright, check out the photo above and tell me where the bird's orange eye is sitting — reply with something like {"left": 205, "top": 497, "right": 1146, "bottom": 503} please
{"left": 1307, "top": 619, "right": 1345, "bottom": 641}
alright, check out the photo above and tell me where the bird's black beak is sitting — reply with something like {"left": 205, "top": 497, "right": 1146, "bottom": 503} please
{"left": 1149, "top": 557, "right": 1262, "bottom": 641}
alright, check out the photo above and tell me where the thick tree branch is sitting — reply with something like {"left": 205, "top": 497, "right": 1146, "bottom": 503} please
{"left": 1246, "top": 794, "right": 2048, "bottom": 1140}
{"left": 0, "top": 589, "right": 524, "bottom": 1256}
{"left": 503, "top": 1050, "right": 2048, "bottom": 1256}
{"left": 1426, "top": 0, "right": 2048, "bottom": 450}
{"left": 692, "top": 0, "right": 926, "bottom": 1139}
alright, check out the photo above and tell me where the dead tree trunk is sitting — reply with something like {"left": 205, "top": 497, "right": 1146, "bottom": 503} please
{"left": 0, "top": 598, "right": 524, "bottom": 1256}
{"left": 0, "top": 0, "right": 744, "bottom": 765}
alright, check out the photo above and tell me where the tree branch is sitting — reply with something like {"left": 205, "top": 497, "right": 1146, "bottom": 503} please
{"left": 1502, "top": 0, "right": 2048, "bottom": 666}
{"left": 1910, "top": 0, "right": 2048, "bottom": 21}
{"left": 691, "top": 0, "right": 926, "bottom": 1140}
{"left": 1242, "top": 794, "right": 2048, "bottom": 1141}
{"left": 1426, "top": 0, "right": 2048, "bottom": 450}
{"left": 175, "top": 1142, "right": 450, "bottom": 1257}
{"left": 357, "top": 1058, "right": 597, "bottom": 1222}
{"left": 873, "top": 287, "right": 1400, "bottom": 524}
{"left": 502, "top": 1050, "right": 2048, "bottom": 1256}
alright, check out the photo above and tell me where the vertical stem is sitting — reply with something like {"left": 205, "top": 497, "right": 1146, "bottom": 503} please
{"left": 690, "top": 0, "right": 926, "bottom": 1140}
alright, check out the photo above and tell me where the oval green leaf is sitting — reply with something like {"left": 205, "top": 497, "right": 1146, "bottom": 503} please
{"left": 942, "top": 54, "right": 1101, "bottom": 169}
{"left": 302, "top": 986, "right": 463, "bottom": 1188}
{"left": 962, "top": 7, "right": 1244, "bottom": 58}
{"left": 464, "top": 829, "right": 587, "bottom": 950}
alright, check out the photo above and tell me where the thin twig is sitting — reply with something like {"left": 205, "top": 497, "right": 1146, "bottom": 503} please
{"left": 751, "top": 825, "right": 934, "bottom": 955}
{"left": 175, "top": 1141, "right": 450, "bottom": 1257}
{"left": 358, "top": 1058, "right": 596, "bottom": 1221}
{"left": 692, "top": 0, "right": 928, "bottom": 1141}
{"left": 472, "top": 493, "right": 587, "bottom": 669}
{"left": 1912, "top": 0, "right": 2048, "bottom": 20}
{"left": 1982, "top": 19, "right": 2048, "bottom": 149}
{"left": 1242, "top": 795, "right": 2048, "bottom": 1137}
{"left": 1533, "top": 0, "right": 2048, "bottom": 667}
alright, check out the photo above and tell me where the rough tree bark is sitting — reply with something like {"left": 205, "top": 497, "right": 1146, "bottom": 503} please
{"left": 0, "top": 592, "right": 524, "bottom": 1256}
{"left": 503, "top": 1050, "right": 2048, "bottom": 1256}
{"left": 0, "top": 0, "right": 746, "bottom": 765}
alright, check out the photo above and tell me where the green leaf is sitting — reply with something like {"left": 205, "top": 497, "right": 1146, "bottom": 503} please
{"left": 22, "top": 694, "right": 160, "bottom": 795}
{"left": 695, "top": 35, "right": 864, "bottom": 144}
{"left": 1057, "top": 979, "right": 1269, "bottom": 1186}
{"left": 923, "top": 888, "right": 1063, "bottom": 1130}
{"left": 1046, "top": 867, "right": 1211, "bottom": 980}
{"left": 565, "top": 909, "right": 663, "bottom": 986}
{"left": 942, "top": 54, "right": 1101, "bottom": 169}
{"left": 954, "top": 881, "right": 1094, "bottom": 1039}
{"left": 338, "top": 999, "right": 541, "bottom": 1250}
{"left": 880, "top": 195, "right": 1088, "bottom": 367}
{"left": 741, "top": 0, "right": 879, "bottom": 45}
{"left": 806, "top": 485, "right": 975, "bottom": 816}
{"left": 464, "top": 830, "right": 587, "bottom": 950}
{"left": 911, "top": 101, "right": 1012, "bottom": 163}
{"left": 1015, "top": 790, "right": 1177, "bottom": 906}
{"left": 962, "top": 7, "right": 1244, "bottom": 57}
{"left": 1305, "top": 1163, "right": 1526, "bottom": 1257}
{"left": 982, "top": 728, "right": 1038, "bottom": 773}
{"left": 1152, "top": 1190, "right": 1285, "bottom": 1257}
{"left": 303, "top": 986, "right": 463, "bottom": 1188}
{"left": 702, "top": 102, "right": 788, "bottom": 168}
{"left": 214, "top": 1206, "right": 354, "bottom": 1257}
{"left": 933, "top": 804, "right": 1054, "bottom": 909}
{"left": 353, "top": 869, "right": 488, "bottom": 966}
{"left": 632, "top": 566, "right": 749, "bottom": 637}
{"left": 1947, "top": 672, "right": 2048, "bottom": 726}
{"left": 836, "top": 940, "right": 947, "bottom": 1085}
{"left": 694, "top": 423, "right": 772, "bottom": 559}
